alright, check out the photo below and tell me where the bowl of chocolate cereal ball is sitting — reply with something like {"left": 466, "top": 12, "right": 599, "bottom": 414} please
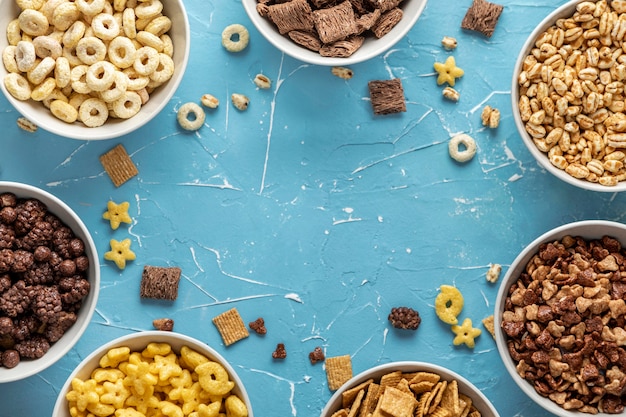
{"left": 0, "top": 0, "right": 190, "bottom": 140}
{"left": 0, "top": 181, "right": 99, "bottom": 383}
{"left": 242, "top": 0, "right": 428, "bottom": 66}
{"left": 495, "top": 220, "right": 626, "bottom": 415}
{"left": 512, "top": 0, "right": 626, "bottom": 192}
{"left": 52, "top": 331, "right": 253, "bottom": 417}
{"left": 320, "top": 361, "right": 499, "bottom": 417}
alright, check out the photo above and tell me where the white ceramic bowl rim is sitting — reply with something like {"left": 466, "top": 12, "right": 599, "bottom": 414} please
{"left": 510, "top": 0, "right": 626, "bottom": 192}
{"left": 0, "top": 0, "right": 190, "bottom": 140}
{"left": 320, "top": 361, "right": 500, "bottom": 417}
{"left": 242, "top": 0, "right": 429, "bottom": 66}
{"left": 52, "top": 331, "right": 253, "bottom": 417}
{"left": 0, "top": 181, "right": 100, "bottom": 383}
{"left": 495, "top": 220, "right": 626, "bottom": 415}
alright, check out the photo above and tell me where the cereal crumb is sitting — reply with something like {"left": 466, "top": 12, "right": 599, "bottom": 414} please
{"left": 201, "top": 94, "right": 219, "bottom": 109}
{"left": 442, "top": 86, "right": 460, "bottom": 102}
{"left": 388, "top": 307, "right": 421, "bottom": 330}
{"left": 272, "top": 343, "right": 287, "bottom": 359}
{"left": 481, "top": 105, "right": 500, "bottom": 128}
{"left": 482, "top": 315, "right": 495, "bottom": 338}
{"left": 309, "top": 346, "right": 325, "bottom": 364}
{"left": 248, "top": 317, "right": 267, "bottom": 334}
{"left": 486, "top": 263, "right": 502, "bottom": 283}
{"left": 231, "top": 93, "right": 250, "bottom": 111}
{"left": 441, "top": 36, "right": 458, "bottom": 50}
{"left": 253, "top": 74, "right": 271, "bottom": 89}
{"left": 153, "top": 318, "right": 174, "bottom": 331}
{"left": 331, "top": 66, "right": 353, "bottom": 80}
{"left": 16, "top": 117, "right": 37, "bottom": 132}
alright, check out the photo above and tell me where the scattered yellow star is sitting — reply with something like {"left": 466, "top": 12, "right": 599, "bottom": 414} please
{"left": 451, "top": 317, "right": 482, "bottom": 348}
{"left": 102, "top": 200, "right": 132, "bottom": 230}
{"left": 104, "top": 238, "right": 136, "bottom": 269}
{"left": 434, "top": 56, "right": 464, "bottom": 86}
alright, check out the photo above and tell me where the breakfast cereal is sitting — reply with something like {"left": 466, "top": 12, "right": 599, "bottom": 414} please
{"left": 481, "top": 105, "right": 500, "bottom": 129}
{"left": 177, "top": 102, "right": 205, "bottom": 131}
{"left": 368, "top": 78, "right": 406, "bottom": 115}
{"left": 442, "top": 86, "right": 460, "bottom": 102}
{"left": 461, "top": 0, "right": 503, "bottom": 38}
{"left": 441, "top": 36, "right": 457, "bottom": 50}
{"left": 201, "top": 93, "right": 219, "bottom": 109}
{"left": 272, "top": 343, "right": 287, "bottom": 359}
{"left": 102, "top": 201, "right": 132, "bottom": 230}
{"left": 253, "top": 73, "right": 271, "bottom": 89}
{"left": 451, "top": 318, "right": 482, "bottom": 348}
{"left": 221, "top": 23, "right": 250, "bottom": 52}
{"left": 309, "top": 346, "right": 325, "bottom": 364}
{"left": 388, "top": 306, "right": 422, "bottom": 330}
{"left": 331, "top": 66, "right": 354, "bottom": 80}
{"left": 448, "top": 133, "right": 477, "bottom": 163}
{"left": 140, "top": 266, "right": 181, "bottom": 300}
{"left": 248, "top": 317, "right": 267, "bottom": 334}
{"left": 434, "top": 285, "right": 464, "bottom": 325}
{"left": 325, "top": 354, "right": 353, "bottom": 391}
{"left": 152, "top": 318, "right": 174, "bottom": 331}
{"left": 212, "top": 307, "right": 249, "bottom": 346}
{"left": 231, "top": 93, "right": 250, "bottom": 111}
{"left": 433, "top": 56, "right": 464, "bottom": 87}
{"left": 99, "top": 144, "right": 139, "bottom": 187}
{"left": 104, "top": 238, "right": 136, "bottom": 269}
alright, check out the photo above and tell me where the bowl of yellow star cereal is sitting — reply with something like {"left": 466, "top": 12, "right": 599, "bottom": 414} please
{"left": 320, "top": 361, "right": 499, "bottom": 417}
{"left": 495, "top": 220, "right": 626, "bottom": 415}
{"left": 52, "top": 331, "right": 253, "bottom": 417}
{"left": 0, "top": 0, "right": 190, "bottom": 140}
{"left": 242, "top": 0, "right": 428, "bottom": 66}
{"left": 512, "top": 0, "right": 626, "bottom": 192}
{"left": 0, "top": 181, "right": 99, "bottom": 383}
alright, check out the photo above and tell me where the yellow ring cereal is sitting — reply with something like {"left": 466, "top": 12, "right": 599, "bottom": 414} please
{"left": 51, "top": 2, "right": 81, "bottom": 32}
{"left": 75, "top": 0, "right": 106, "bottom": 17}
{"left": 33, "top": 35, "right": 62, "bottom": 59}
{"left": 27, "top": 56, "right": 56, "bottom": 85}
{"left": 91, "top": 13, "right": 120, "bottom": 40}
{"left": 108, "top": 36, "right": 137, "bottom": 69}
{"left": 63, "top": 20, "right": 87, "bottom": 49}
{"left": 76, "top": 36, "right": 107, "bottom": 65}
{"left": 18, "top": 9, "right": 49, "bottom": 36}
{"left": 112, "top": 91, "right": 142, "bottom": 119}
{"left": 3, "top": 46, "right": 19, "bottom": 74}
{"left": 145, "top": 15, "right": 172, "bottom": 37}
{"left": 15, "top": 40, "right": 36, "bottom": 72}
{"left": 6, "top": 19, "right": 22, "bottom": 46}
{"left": 4, "top": 72, "right": 32, "bottom": 100}
{"left": 16, "top": 0, "right": 45, "bottom": 10}
{"left": 99, "top": 70, "right": 128, "bottom": 103}
{"left": 135, "top": 0, "right": 163, "bottom": 19}
{"left": 133, "top": 46, "right": 159, "bottom": 76}
{"left": 149, "top": 53, "right": 174, "bottom": 84}
{"left": 54, "top": 56, "right": 71, "bottom": 88}
{"left": 86, "top": 60, "right": 116, "bottom": 91}
{"left": 434, "top": 285, "right": 464, "bottom": 325}
{"left": 71, "top": 64, "right": 92, "bottom": 94}
{"left": 221, "top": 24, "right": 250, "bottom": 53}
{"left": 177, "top": 102, "right": 205, "bottom": 131}
{"left": 448, "top": 133, "right": 477, "bottom": 163}
{"left": 79, "top": 97, "right": 109, "bottom": 127}
{"left": 122, "top": 7, "right": 137, "bottom": 38}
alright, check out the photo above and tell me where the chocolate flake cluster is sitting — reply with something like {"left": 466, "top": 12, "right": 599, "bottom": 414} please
{"left": 388, "top": 306, "right": 421, "bottom": 330}
{"left": 0, "top": 193, "right": 90, "bottom": 368}
{"left": 502, "top": 235, "right": 626, "bottom": 414}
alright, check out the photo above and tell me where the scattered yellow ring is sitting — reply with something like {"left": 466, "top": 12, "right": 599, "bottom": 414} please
{"left": 222, "top": 24, "right": 249, "bottom": 53}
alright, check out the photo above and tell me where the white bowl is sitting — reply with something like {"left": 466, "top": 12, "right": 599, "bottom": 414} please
{"left": 0, "top": 0, "right": 190, "bottom": 140}
{"left": 495, "top": 220, "right": 626, "bottom": 415}
{"left": 242, "top": 0, "right": 428, "bottom": 66}
{"left": 52, "top": 331, "right": 254, "bottom": 417}
{"left": 511, "top": 0, "right": 626, "bottom": 192}
{"left": 0, "top": 181, "right": 99, "bottom": 383}
{"left": 320, "top": 361, "right": 500, "bottom": 417}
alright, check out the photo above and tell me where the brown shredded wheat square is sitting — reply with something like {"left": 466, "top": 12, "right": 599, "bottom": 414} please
{"left": 461, "top": 0, "right": 503, "bottom": 38}
{"left": 212, "top": 307, "right": 250, "bottom": 346}
{"left": 99, "top": 144, "right": 139, "bottom": 187}
{"left": 368, "top": 78, "right": 406, "bottom": 115}
{"left": 140, "top": 266, "right": 182, "bottom": 300}
{"left": 325, "top": 354, "right": 353, "bottom": 391}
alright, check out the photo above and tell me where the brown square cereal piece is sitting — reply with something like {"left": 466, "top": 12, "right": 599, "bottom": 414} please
{"left": 370, "top": 0, "right": 403, "bottom": 12}
{"left": 368, "top": 79, "right": 406, "bottom": 115}
{"left": 379, "top": 386, "right": 418, "bottom": 417}
{"left": 140, "top": 266, "right": 181, "bottom": 300}
{"left": 325, "top": 354, "right": 353, "bottom": 391}
{"left": 99, "top": 144, "right": 139, "bottom": 187}
{"left": 212, "top": 307, "right": 250, "bottom": 346}
{"left": 356, "top": 9, "right": 381, "bottom": 33}
{"left": 461, "top": 0, "right": 503, "bottom": 38}
{"left": 288, "top": 30, "right": 322, "bottom": 52}
{"left": 319, "top": 36, "right": 365, "bottom": 58}
{"left": 312, "top": 0, "right": 359, "bottom": 44}
{"left": 268, "top": 0, "right": 314, "bottom": 35}
{"left": 371, "top": 7, "right": 403, "bottom": 38}
{"left": 342, "top": 378, "right": 373, "bottom": 408}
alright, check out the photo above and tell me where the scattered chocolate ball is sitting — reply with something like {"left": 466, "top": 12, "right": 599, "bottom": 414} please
{"left": 388, "top": 306, "right": 422, "bottom": 330}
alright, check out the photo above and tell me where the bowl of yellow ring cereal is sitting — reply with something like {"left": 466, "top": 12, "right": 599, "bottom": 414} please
{"left": 512, "top": 0, "right": 626, "bottom": 192}
{"left": 495, "top": 220, "right": 626, "bottom": 415}
{"left": 0, "top": 0, "right": 190, "bottom": 140}
{"left": 0, "top": 181, "right": 99, "bottom": 383}
{"left": 320, "top": 361, "right": 499, "bottom": 417}
{"left": 52, "top": 331, "right": 253, "bottom": 417}
{"left": 242, "top": 0, "right": 428, "bottom": 66}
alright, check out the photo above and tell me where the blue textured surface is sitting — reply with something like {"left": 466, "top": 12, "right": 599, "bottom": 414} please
{"left": 1, "top": 0, "right": 623, "bottom": 416}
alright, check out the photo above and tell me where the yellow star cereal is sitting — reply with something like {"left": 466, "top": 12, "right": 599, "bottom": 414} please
{"left": 451, "top": 318, "right": 482, "bottom": 348}
{"left": 434, "top": 285, "right": 464, "bottom": 325}
{"left": 102, "top": 200, "right": 132, "bottom": 230}
{"left": 104, "top": 238, "right": 136, "bottom": 269}
{"left": 433, "top": 56, "right": 464, "bottom": 86}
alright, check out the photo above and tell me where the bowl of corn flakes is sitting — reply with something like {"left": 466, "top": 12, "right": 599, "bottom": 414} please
{"left": 512, "top": 0, "right": 626, "bottom": 192}
{"left": 52, "top": 331, "right": 253, "bottom": 417}
{"left": 0, "top": 181, "right": 99, "bottom": 383}
{"left": 495, "top": 220, "right": 626, "bottom": 415}
{"left": 320, "top": 361, "right": 499, "bottom": 417}
{"left": 0, "top": 0, "right": 190, "bottom": 140}
{"left": 242, "top": 0, "right": 428, "bottom": 66}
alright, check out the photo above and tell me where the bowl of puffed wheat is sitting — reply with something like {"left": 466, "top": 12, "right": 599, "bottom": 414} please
{"left": 320, "top": 361, "right": 499, "bottom": 417}
{"left": 495, "top": 220, "right": 626, "bottom": 415}
{"left": 0, "top": 181, "right": 99, "bottom": 383}
{"left": 512, "top": 0, "right": 626, "bottom": 192}
{"left": 0, "top": 0, "right": 190, "bottom": 140}
{"left": 242, "top": 0, "right": 428, "bottom": 66}
{"left": 52, "top": 331, "right": 253, "bottom": 417}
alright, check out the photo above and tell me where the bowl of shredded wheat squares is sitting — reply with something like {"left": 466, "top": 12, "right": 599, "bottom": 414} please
{"left": 320, "top": 361, "right": 499, "bottom": 417}
{"left": 242, "top": 0, "right": 428, "bottom": 66}
{"left": 512, "top": 0, "right": 626, "bottom": 192}
{"left": 52, "top": 331, "right": 253, "bottom": 417}
{"left": 0, "top": 0, "right": 190, "bottom": 140}
{"left": 495, "top": 220, "right": 626, "bottom": 415}
{"left": 0, "top": 181, "right": 99, "bottom": 383}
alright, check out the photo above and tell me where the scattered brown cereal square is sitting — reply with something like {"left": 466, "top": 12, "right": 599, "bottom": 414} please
{"left": 371, "top": 7, "right": 403, "bottom": 39}
{"left": 461, "top": 0, "right": 503, "bottom": 38}
{"left": 312, "top": 0, "right": 358, "bottom": 44}
{"left": 212, "top": 307, "right": 250, "bottom": 346}
{"left": 249, "top": 317, "right": 267, "bottom": 334}
{"left": 267, "top": 0, "right": 315, "bottom": 35}
{"left": 325, "top": 354, "right": 353, "bottom": 391}
{"left": 368, "top": 78, "right": 406, "bottom": 115}
{"left": 272, "top": 342, "right": 287, "bottom": 359}
{"left": 309, "top": 346, "right": 325, "bottom": 364}
{"left": 99, "top": 144, "right": 139, "bottom": 187}
{"left": 140, "top": 266, "right": 182, "bottom": 300}
{"left": 152, "top": 318, "right": 174, "bottom": 331}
